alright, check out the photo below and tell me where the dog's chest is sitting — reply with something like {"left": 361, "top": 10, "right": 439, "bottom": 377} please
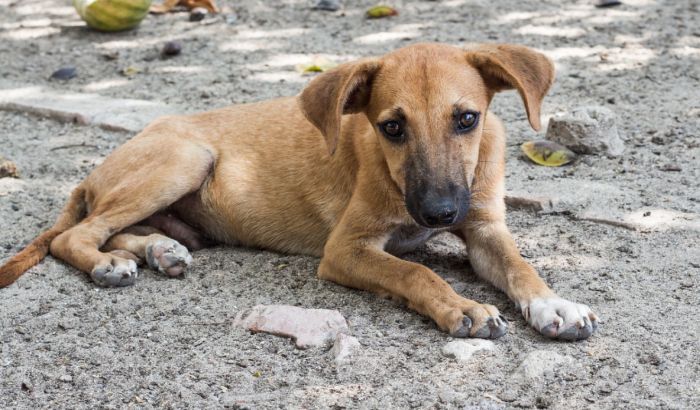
{"left": 385, "top": 224, "right": 443, "bottom": 255}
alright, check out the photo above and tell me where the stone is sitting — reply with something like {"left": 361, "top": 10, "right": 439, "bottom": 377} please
{"left": 189, "top": 7, "right": 208, "bottom": 22}
{"left": 234, "top": 305, "right": 349, "bottom": 349}
{"left": 314, "top": 0, "right": 342, "bottom": 11}
{"left": 0, "top": 157, "right": 19, "bottom": 178}
{"left": 441, "top": 339, "right": 495, "bottom": 361}
{"left": 513, "top": 350, "right": 573, "bottom": 379}
{"left": 331, "top": 333, "right": 360, "bottom": 363}
{"left": 546, "top": 106, "right": 624, "bottom": 157}
{"left": 58, "top": 374, "right": 73, "bottom": 383}
{"left": 50, "top": 67, "right": 77, "bottom": 81}
{"left": 0, "top": 83, "right": 180, "bottom": 133}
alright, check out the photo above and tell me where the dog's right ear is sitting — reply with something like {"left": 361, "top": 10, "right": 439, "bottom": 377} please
{"left": 298, "top": 59, "right": 381, "bottom": 155}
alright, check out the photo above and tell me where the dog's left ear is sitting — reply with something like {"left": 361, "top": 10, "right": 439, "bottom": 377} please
{"left": 298, "top": 58, "right": 381, "bottom": 155}
{"left": 466, "top": 44, "right": 555, "bottom": 131}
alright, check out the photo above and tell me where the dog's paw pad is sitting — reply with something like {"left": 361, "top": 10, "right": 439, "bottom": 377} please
{"left": 450, "top": 316, "right": 473, "bottom": 338}
{"left": 146, "top": 239, "right": 192, "bottom": 277}
{"left": 91, "top": 259, "right": 138, "bottom": 287}
{"left": 472, "top": 316, "right": 508, "bottom": 339}
{"left": 524, "top": 297, "right": 599, "bottom": 341}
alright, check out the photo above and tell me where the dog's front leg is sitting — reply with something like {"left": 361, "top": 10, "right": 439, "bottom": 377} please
{"left": 459, "top": 219, "right": 599, "bottom": 340}
{"left": 319, "top": 207, "right": 507, "bottom": 339}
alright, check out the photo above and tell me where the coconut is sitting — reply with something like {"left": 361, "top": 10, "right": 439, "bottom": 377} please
{"left": 73, "top": 0, "right": 152, "bottom": 32}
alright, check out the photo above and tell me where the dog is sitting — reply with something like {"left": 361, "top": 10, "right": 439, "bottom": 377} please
{"left": 0, "top": 43, "right": 598, "bottom": 341}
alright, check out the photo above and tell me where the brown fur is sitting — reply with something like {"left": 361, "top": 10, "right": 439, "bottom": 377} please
{"left": 0, "top": 43, "right": 597, "bottom": 340}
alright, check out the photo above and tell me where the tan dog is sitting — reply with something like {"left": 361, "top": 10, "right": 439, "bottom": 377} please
{"left": 0, "top": 43, "right": 598, "bottom": 340}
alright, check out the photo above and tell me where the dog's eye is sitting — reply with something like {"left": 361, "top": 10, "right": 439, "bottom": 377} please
{"left": 456, "top": 111, "right": 479, "bottom": 132}
{"left": 381, "top": 121, "right": 404, "bottom": 141}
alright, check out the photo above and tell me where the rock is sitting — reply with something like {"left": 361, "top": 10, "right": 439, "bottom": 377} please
{"left": 0, "top": 83, "right": 180, "bottom": 133}
{"left": 314, "top": 0, "right": 342, "bottom": 11}
{"left": 161, "top": 41, "right": 182, "bottom": 57}
{"left": 505, "top": 194, "right": 556, "bottom": 213}
{"left": 514, "top": 350, "right": 573, "bottom": 379}
{"left": 441, "top": 339, "right": 495, "bottom": 361}
{"left": 50, "top": 67, "right": 77, "bottom": 80}
{"left": 234, "top": 305, "right": 349, "bottom": 349}
{"left": 58, "top": 374, "right": 73, "bottom": 383}
{"left": 546, "top": 106, "right": 624, "bottom": 157}
{"left": 189, "top": 7, "right": 208, "bottom": 22}
{"left": 0, "top": 157, "right": 19, "bottom": 178}
{"left": 596, "top": 0, "right": 622, "bottom": 8}
{"left": 450, "top": 281, "right": 468, "bottom": 294}
{"left": 331, "top": 333, "right": 360, "bottom": 363}
{"left": 506, "top": 179, "right": 623, "bottom": 214}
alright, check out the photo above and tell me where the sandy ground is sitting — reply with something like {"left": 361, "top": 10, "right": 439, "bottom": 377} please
{"left": 1, "top": 0, "right": 699, "bottom": 408}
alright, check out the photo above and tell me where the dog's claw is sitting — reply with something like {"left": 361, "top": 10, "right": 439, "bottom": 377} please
{"left": 472, "top": 316, "right": 508, "bottom": 339}
{"left": 451, "top": 316, "right": 473, "bottom": 338}
{"left": 91, "top": 259, "right": 138, "bottom": 287}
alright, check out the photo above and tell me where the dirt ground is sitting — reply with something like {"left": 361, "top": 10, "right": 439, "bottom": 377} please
{"left": 1, "top": 0, "right": 699, "bottom": 409}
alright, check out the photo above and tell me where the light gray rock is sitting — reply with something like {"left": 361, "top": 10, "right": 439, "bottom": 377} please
{"left": 441, "top": 339, "right": 495, "bottom": 361}
{"left": 331, "top": 333, "right": 360, "bottom": 363}
{"left": 514, "top": 350, "right": 574, "bottom": 379}
{"left": 546, "top": 106, "right": 624, "bottom": 157}
{"left": 234, "top": 305, "right": 349, "bottom": 349}
{"left": 0, "top": 83, "right": 180, "bottom": 133}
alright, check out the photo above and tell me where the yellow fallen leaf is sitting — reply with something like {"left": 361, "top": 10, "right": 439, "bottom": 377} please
{"left": 295, "top": 57, "right": 337, "bottom": 75}
{"left": 150, "top": 0, "right": 218, "bottom": 14}
{"left": 366, "top": 5, "right": 398, "bottom": 18}
{"left": 121, "top": 66, "right": 142, "bottom": 76}
{"left": 521, "top": 140, "right": 577, "bottom": 167}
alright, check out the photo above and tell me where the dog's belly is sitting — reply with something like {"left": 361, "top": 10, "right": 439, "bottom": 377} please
{"left": 385, "top": 224, "right": 442, "bottom": 255}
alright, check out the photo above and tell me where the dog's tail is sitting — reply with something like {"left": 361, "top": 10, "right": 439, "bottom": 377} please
{"left": 0, "top": 186, "right": 87, "bottom": 288}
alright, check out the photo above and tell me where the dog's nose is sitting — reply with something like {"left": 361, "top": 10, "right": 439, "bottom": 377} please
{"left": 421, "top": 200, "right": 458, "bottom": 227}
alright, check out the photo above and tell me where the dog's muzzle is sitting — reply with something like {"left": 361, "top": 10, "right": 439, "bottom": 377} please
{"left": 405, "top": 184, "right": 470, "bottom": 228}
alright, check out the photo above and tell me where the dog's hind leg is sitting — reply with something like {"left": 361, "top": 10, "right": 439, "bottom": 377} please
{"left": 49, "top": 135, "right": 215, "bottom": 287}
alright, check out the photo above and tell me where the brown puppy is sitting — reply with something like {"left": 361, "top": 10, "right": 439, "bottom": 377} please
{"left": 0, "top": 43, "right": 598, "bottom": 341}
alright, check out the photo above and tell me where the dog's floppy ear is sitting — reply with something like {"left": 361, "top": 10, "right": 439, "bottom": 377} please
{"left": 465, "top": 44, "right": 555, "bottom": 131}
{"left": 298, "top": 58, "right": 381, "bottom": 155}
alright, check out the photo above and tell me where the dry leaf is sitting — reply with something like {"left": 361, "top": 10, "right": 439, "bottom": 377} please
{"left": 366, "top": 5, "right": 398, "bottom": 19}
{"left": 121, "top": 66, "right": 142, "bottom": 76}
{"left": 150, "top": 0, "right": 218, "bottom": 14}
{"left": 295, "top": 57, "right": 338, "bottom": 75}
{"left": 521, "top": 140, "right": 577, "bottom": 167}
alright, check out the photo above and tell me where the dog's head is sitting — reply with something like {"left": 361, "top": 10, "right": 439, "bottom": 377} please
{"left": 298, "top": 43, "right": 554, "bottom": 228}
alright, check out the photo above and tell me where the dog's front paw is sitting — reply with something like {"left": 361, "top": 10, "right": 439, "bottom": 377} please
{"left": 447, "top": 302, "right": 508, "bottom": 339}
{"left": 522, "top": 297, "right": 599, "bottom": 341}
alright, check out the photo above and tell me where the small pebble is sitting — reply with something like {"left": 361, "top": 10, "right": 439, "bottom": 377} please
{"left": 161, "top": 41, "right": 182, "bottom": 57}
{"left": 50, "top": 67, "right": 77, "bottom": 80}
{"left": 189, "top": 7, "right": 208, "bottom": 22}
{"left": 596, "top": 0, "right": 622, "bottom": 7}
{"left": 314, "top": 0, "right": 341, "bottom": 11}
{"left": 59, "top": 375, "right": 73, "bottom": 383}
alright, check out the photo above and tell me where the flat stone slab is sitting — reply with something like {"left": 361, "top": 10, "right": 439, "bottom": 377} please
{"left": 507, "top": 180, "right": 699, "bottom": 231}
{"left": 234, "top": 305, "right": 349, "bottom": 349}
{"left": 442, "top": 339, "right": 495, "bottom": 361}
{"left": 0, "top": 83, "right": 181, "bottom": 133}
